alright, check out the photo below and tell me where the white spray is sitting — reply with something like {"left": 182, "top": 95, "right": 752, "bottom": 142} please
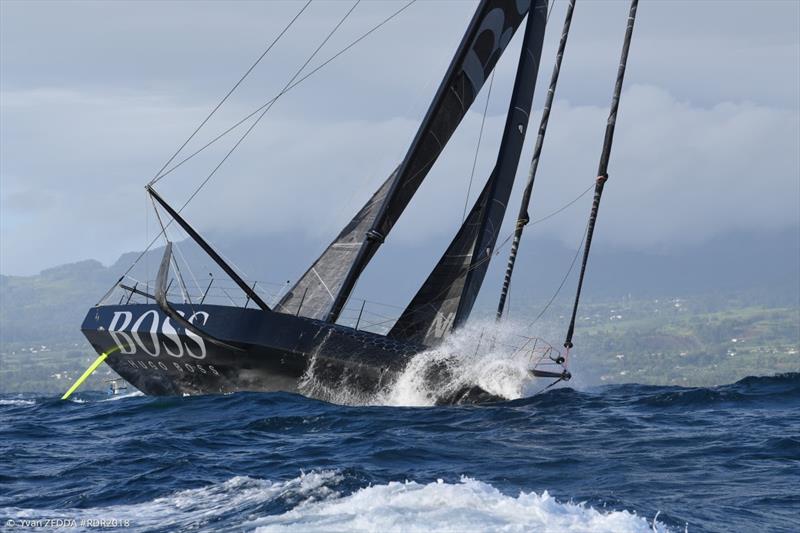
{"left": 300, "top": 318, "right": 567, "bottom": 407}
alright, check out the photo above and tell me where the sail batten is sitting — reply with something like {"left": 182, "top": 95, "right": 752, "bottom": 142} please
{"left": 281, "top": 0, "right": 535, "bottom": 322}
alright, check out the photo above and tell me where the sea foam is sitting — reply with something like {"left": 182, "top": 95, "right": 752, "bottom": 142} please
{"left": 0, "top": 398, "right": 36, "bottom": 407}
{"left": 3, "top": 472, "right": 670, "bottom": 533}
{"left": 253, "top": 476, "right": 670, "bottom": 533}
{"left": 301, "top": 318, "right": 566, "bottom": 407}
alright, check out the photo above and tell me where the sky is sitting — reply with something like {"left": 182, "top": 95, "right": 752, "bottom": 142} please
{"left": 1, "top": 0, "right": 798, "bottom": 276}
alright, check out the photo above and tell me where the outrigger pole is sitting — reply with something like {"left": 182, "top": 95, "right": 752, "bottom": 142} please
{"left": 563, "top": 0, "right": 638, "bottom": 355}
{"left": 497, "top": 0, "right": 577, "bottom": 320}
{"left": 61, "top": 349, "right": 115, "bottom": 400}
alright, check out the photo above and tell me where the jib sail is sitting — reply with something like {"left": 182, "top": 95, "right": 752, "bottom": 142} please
{"left": 389, "top": 0, "right": 548, "bottom": 346}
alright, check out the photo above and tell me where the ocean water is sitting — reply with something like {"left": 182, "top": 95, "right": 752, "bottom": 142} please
{"left": 1, "top": 373, "right": 798, "bottom": 532}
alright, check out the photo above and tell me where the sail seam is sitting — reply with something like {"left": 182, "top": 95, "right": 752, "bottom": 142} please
{"left": 311, "top": 268, "right": 336, "bottom": 302}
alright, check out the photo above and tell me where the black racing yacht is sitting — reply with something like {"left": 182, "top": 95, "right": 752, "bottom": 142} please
{"left": 78, "top": 0, "right": 638, "bottom": 403}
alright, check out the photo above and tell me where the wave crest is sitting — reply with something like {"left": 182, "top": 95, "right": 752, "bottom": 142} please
{"left": 5, "top": 472, "right": 671, "bottom": 533}
{"left": 251, "top": 475, "right": 669, "bottom": 533}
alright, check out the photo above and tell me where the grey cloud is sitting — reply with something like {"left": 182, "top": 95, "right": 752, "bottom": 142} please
{"left": 1, "top": 0, "right": 798, "bottom": 275}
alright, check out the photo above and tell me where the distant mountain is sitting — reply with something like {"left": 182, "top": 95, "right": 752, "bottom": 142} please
{"left": 1, "top": 227, "right": 797, "bottom": 393}
{"left": 0, "top": 226, "right": 797, "bottom": 346}
{"left": 0, "top": 260, "right": 117, "bottom": 344}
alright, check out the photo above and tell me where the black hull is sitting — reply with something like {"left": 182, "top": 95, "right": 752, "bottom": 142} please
{"left": 81, "top": 304, "right": 422, "bottom": 398}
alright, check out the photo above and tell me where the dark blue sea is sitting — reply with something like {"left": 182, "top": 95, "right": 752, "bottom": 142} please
{"left": 1, "top": 374, "right": 798, "bottom": 532}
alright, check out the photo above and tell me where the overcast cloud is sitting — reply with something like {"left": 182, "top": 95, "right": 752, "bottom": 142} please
{"left": 1, "top": 0, "right": 798, "bottom": 276}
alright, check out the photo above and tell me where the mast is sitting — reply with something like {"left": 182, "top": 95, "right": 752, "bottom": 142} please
{"left": 147, "top": 186, "right": 272, "bottom": 312}
{"left": 452, "top": 0, "right": 548, "bottom": 330}
{"left": 390, "top": 0, "right": 548, "bottom": 345}
{"left": 496, "top": 0, "right": 576, "bottom": 320}
{"left": 280, "top": 0, "right": 534, "bottom": 323}
{"left": 326, "top": 0, "right": 534, "bottom": 323}
{"left": 563, "top": 0, "right": 638, "bottom": 352}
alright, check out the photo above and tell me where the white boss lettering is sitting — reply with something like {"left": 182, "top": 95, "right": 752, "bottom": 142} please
{"left": 107, "top": 309, "right": 209, "bottom": 359}
{"left": 160, "top": 317, "right": 185, "bottom": 358}
{"left": 109, "top": 311, "right": 136, "bottom": 354}
{"left": 131, "top": 310, "right": 161, "bottom": 357}
{"left": 185, "top": 312, "right": 208, "bottom": 360}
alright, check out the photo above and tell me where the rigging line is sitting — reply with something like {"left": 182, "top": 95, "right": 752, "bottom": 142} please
{"left": 174, "top": 0, "right": 362, "bottom": 217}
{"left": 145, "top": 190, "right": 149, "bottom": 295}
{"left": 173, "top": 238, "right": 204, "bottom": 296}
{"left": 149, "top": 0, "right": 312, "bottom": 187}
{"left": 218, "top": 285, "right": 239, "bottom": 306}
{"left": 394, "top": 183, "right": 592, "bottom": 325}
{"left": 528, "top": 183, "right": 593, "bottom": 226}
{"left": 98, "top": 0, "right": 364, "bottom": 303}
{"left": 465, "top": 184, "right": 590, "bottom": 274}
{"left": 154, "top": 0, "right": 417, "bottom": 183}
{"left": 151, "top": 195, "right": 192, "bottom": 305}
{"left": 496, "top": 0, "right": 576, "bottom": 321}
{"left": 526, "top": 221, "right": 587, "bottom": 329}
{"left": 463, "top": 70, "right": 495, "bottom": 222}
{"left": 564, "top": 0, "right": 638, "bottom": 351}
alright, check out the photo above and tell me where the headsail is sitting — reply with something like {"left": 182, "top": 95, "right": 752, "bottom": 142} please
{"left": 389, "top": 0, "right": 548, "bottom": 346}
{"left": 388, "top": 178, "right": 493, "bottom": 344}
{"left": 280, "top": 0, "right": 534, "bottom": 321}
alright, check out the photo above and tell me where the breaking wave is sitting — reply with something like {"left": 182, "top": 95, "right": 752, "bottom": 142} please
{"left": 2, "top": 374, "right": 797, "bottom": 531}
{"left": 0, "top": 398, "right": 36, "bottom": 407}
{"left": 300, "top": 319, "right": 563, "bottom": 406}
{"left": 251, "top": 476, "right": 670, "bottom": 533}
{"left": 3, "top": 472, "right": 670, "bottom": 533}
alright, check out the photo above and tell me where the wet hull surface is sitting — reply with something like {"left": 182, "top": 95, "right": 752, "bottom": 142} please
{"left": 82, "top": 304, "right": 421, "bottom": 398}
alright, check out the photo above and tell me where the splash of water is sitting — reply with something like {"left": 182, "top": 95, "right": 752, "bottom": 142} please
{"left": 300, "top": 319, "right": 565, "bottom": 407}
{"left": 0, "top": 398, "right": 36, "bottom": 407}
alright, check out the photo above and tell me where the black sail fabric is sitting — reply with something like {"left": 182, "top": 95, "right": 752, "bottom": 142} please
{"left": 388, "top": 179, "right": 492, "bottom": 344}
{"left": 278, "top": 172, "right": 395, "bottom": 317}
{"left": 280, "top": 0, "right": 533, "bottom": 321}
{"left": 389, "top": 0, "right": 548, "bottom": 346}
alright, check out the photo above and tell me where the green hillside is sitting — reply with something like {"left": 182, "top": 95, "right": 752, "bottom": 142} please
{"left": 0, "top": 259, "right": 798, "bottom": 394}
{"left": 570, "top": 303, "right": 799, "bottom": 387}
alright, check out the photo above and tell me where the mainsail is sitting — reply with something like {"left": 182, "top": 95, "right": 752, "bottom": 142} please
{"left": 389, "top": 0, "right": 548, "bottom": 346}
{"left": 279, "top": 0, "right": 534, "bottom": 321}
